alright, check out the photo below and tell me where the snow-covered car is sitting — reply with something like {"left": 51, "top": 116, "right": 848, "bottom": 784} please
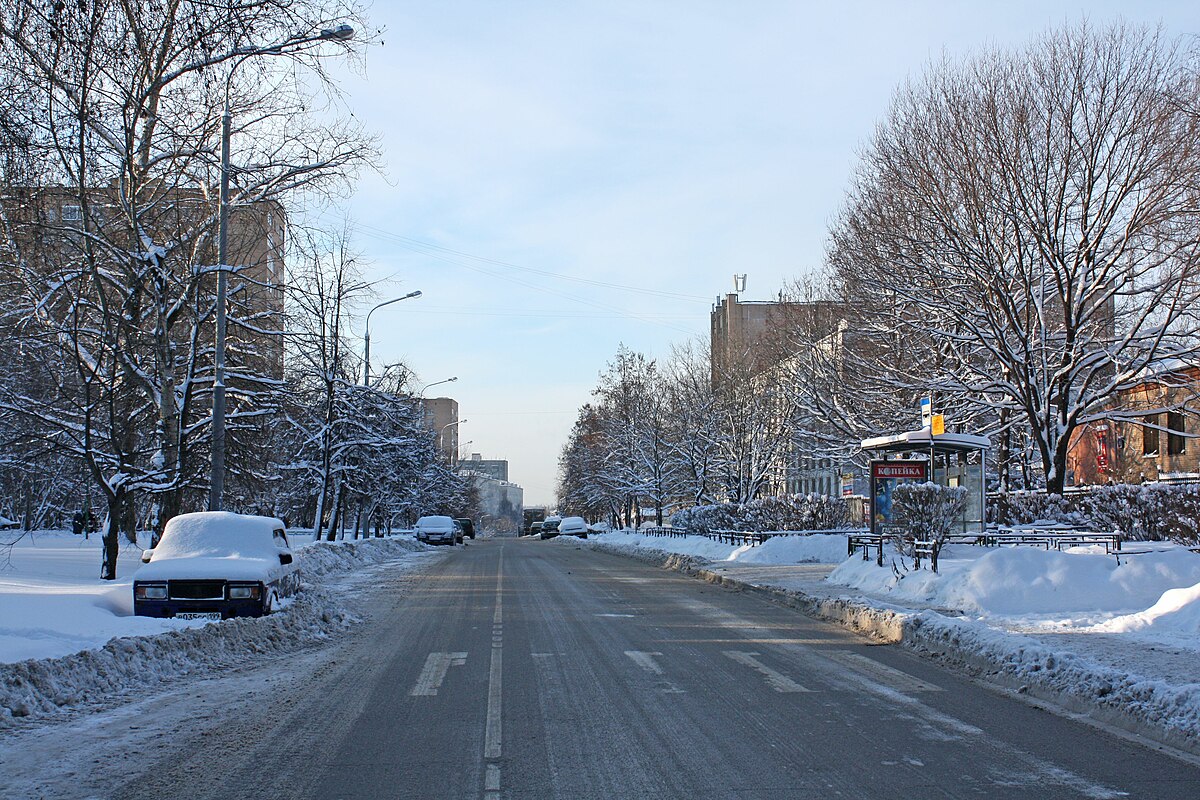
{"left": 540, "top": 515, "right": 562, "bottom": 539}
{"left": 132, "top": 512, "right": 298, "bottom": 620}
{"left": 416, "top": 515, "right": 459, "bottom": 546}
{"left": 588, "top": 521, "right": 612, "bottom": 534}
{"left": 0, "top": 514, "right": 19, "bottom": 530}
{"left": 558, "top": 516, "right": 588, "bottom": 538}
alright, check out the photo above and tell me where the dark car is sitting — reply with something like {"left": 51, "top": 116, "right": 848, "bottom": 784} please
{"left": 133, "top": 511, "right": 299, "bottom": 620}
{"left": 528, "top": 521, "right": 544, "bottom": 538}
{"left": 540, "top": 516, "right": 562, "bottom": 539}
{"left": 455, "top": 518, "right": 476, "bottom": 540}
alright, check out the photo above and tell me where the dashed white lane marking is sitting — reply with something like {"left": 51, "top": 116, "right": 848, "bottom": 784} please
{"left": 824, "top": 650, "right": 943, "bottom": 694}
{"left": 624, "top": 650, "right": 666, "bottom": 675}
{"left": 624, "top": 650, "right": 686, "bottom": 693}
{"left": 485, "top": 763, "right": 501, "bottom": 791}
{"left": 410, "top": 652, "right": 467, "bottom": 696}
{"left": 483, "top": 548, "right": 504, "bottom": 798}
{"left": 723, "top": 651, "right": 813, "bottom": 693}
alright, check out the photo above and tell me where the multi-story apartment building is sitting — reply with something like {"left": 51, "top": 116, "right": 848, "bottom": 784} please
{"left": 0, "top": 184, "right": 286, "bottom": 379}
{"left": 1066, "top": 363, "right": 1198, "bottom": 486}
{"left": 710, "top": 290, "right": 851, "bottom": 499}
{"left": 422, "top": 397, "right": 461, "bottom": 463}
{"left": 459, "top": 453, "right": 509, "bottom": 482}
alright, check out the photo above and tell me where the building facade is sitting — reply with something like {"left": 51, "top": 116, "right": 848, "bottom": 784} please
{"left": 422, "top": 397, "right": 461, "bottom": 462}
{"left": 1067, "top": 365, "right": 1199, "bottom": 486}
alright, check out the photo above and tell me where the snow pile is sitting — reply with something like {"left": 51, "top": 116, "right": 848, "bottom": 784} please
{"left": 1094, "top": 581, "right": 1200, "bottom": 635}
{"left": 829, "top": 544, "right": 1200, "bottom": 617}
{"left": 0, "top": 535, "right": 428, "bottom": 726}
{"left": 584, "top": 530, "right": 848, "bottom": 565}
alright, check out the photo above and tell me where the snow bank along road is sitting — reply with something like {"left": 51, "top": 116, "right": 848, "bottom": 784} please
{"left": 4, "top": 539, "right": 1200, "bottom": 799}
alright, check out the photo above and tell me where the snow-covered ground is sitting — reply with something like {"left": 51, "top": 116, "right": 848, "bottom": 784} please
{"left": 0, "top": 528, "right": 437, "bottom": 725}
{"left": 578, "top": 530, "right": 1200, "bottom": 748}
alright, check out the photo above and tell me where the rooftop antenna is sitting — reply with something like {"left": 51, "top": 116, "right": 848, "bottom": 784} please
{"left": 733, "top": 274, "right": 747, "bottom": 293}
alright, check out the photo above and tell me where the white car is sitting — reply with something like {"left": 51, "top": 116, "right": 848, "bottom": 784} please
{"left": 558, "top": 516, "right": 589, "bottom": 538}
{"left": 132, "top": 511, "right": 298, "bottom": 620}
{"left": 416, "top": 515, "right": 459, "bottom": 546}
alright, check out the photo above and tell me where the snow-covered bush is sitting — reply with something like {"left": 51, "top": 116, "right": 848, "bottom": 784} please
{"left": 669, "top": 494, "right": 851, "bottom": 534}
{"left": 891, "top": 482, "right": 969, "bottom": 549}
{"left": 669, "top": 503, "right": 741, "bottom": 534}
{"left": 988, "top": 484, "right": 1200, "bottom": 544}
{"left": 986, "top": 491, "right": 1079, "bottom": 526}
{"left": 1075, "top": 484, "right": 1200, "bottom": 543}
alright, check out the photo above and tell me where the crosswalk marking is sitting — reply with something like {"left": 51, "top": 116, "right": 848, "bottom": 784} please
{"left": 824, "top": 650, "right": 942, "bottom": 693}
{"left": 410, "top": 651, "right": 468, "bottom": 696}
{"left": 723, "top": 651, "right": 813, "bottom": 693}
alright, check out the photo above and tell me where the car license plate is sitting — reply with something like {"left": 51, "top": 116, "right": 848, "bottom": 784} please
{"left": 176, "top": 612, "right": 221, "bottom": 621}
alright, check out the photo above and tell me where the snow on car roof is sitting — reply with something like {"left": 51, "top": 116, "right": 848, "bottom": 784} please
{"left": 153, "top": 511, "right": 286, "bottom": 560}
{"left": 417, "top": 515, "right": 455, "bottom": 527}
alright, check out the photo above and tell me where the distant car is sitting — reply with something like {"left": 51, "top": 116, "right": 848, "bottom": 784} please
{"left": 132, "top": 511, "right": 298, "bottom": 620}
{"left": 0, "top": 515, "right": 19, "bottom": 530}
{"left": 588, "top": 521, "right": 612, "bottom": 534}
{"left": 528, "top": 521, "right": 544, "bottom": 538}
{"left": 455, "top": 518, "right": 476, "bottom": 540}
{"left": 540, "top": 516, "right": 562, "bottom": 539}
{"left": 558, "top": 516, "right": 588, "bottom": 538}
{"left": 416, "top": 515, "right": 458, "bottom": 546}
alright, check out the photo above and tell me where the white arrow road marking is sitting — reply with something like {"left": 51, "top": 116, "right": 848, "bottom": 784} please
{"left": 410, "top": 651, "right": 468, "bottom": 696}
{"left": 723, "top": 651, "right": 813, "bottom": 693}
{"left": 823, "top": 650, "right": 943, "bottom": 694}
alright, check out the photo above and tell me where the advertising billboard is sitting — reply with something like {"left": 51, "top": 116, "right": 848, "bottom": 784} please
{"left": 870, "top": 460, "right": 929, "bottom": 534}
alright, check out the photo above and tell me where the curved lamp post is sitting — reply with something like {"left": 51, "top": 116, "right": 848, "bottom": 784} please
{"left": 439, "top": 420, "right": 467, "bottom": 462}
{"left": 210, "top": 23, "right": 355, "bottom": 512}
{"left": 363, "top": 290, "right": 423, "bottom": 386}
{"left": 419, "top": 376, "right": 457, "bottom": 395}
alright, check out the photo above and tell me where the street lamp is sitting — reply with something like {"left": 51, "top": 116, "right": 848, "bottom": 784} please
{"left": 439, "top": 420, "right": 467, "bottom": 459}
{"left": 210, "top": 23, "right": 356, "bottom": 512}
{"left": 419, "top": 376, "right": 457, "bottom": 395}
{"left": 363, "top": 290, "right": 423, "bottom": 385}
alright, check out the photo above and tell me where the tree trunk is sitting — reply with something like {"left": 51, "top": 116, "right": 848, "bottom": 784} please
{"left": 99, "top": 485, "right": 129, "bottom": 581}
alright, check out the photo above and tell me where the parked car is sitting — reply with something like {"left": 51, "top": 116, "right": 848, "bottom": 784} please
{"left": 528, "top": 521, "right": 544, "bottom": 538}
{"left": 455, "top": 518, "right": 476, "bottom": 540}
{"left": 416, "top": 515, "right": 459, "bottom": 546}
{"left": 588, "top": 521, "right": 612, "bottom": 534}
{"left": 558, "top": 516, "right": 589, "bottom": 538}
{"left": 132, "top": 511, "right": 298, "bottom": 620}
{"left": 540, "top": 515, "right": 562, "bottom": 539}
{"left": 0, "top": 514, "right": 20, "bottom": 530}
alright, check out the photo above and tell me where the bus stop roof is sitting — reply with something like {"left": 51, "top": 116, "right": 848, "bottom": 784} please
{"left": 860, "top": 429, "right": 990, "bottom": 454}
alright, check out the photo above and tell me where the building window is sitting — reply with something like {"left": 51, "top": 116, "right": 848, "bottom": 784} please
{"left": 1142, "top": 415, "right": 1159, "bottom": 455}
{"left": 1167, "top": 411, "right": 1186, "bottom": 456}
{"left": 62, "top": 205, "right": 82, "bottom": 223}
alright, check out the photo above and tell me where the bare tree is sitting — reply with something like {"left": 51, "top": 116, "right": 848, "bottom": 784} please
{"left": 0, "top": 1, "right": 376, "bottom": 577}
{"left": 828, "top": 21, "right": 1200, "bottom": 494}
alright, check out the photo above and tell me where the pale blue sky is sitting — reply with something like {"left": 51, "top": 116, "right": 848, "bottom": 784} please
{"left": 330, "top": 1, "right": 1198, "bottom": 506}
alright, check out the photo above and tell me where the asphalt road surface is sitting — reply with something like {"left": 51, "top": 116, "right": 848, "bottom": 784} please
{"left": 12, "top": 537, "right": 1200, "bottom": 799}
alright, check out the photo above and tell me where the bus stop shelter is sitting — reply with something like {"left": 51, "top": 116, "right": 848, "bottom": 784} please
{"left": 860, "top": 429, "right": 990, "bottom": 535}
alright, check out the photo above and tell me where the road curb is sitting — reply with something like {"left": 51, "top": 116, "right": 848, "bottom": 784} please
{"left": 589, "top": 539, "right": 1200, "bottom": 760}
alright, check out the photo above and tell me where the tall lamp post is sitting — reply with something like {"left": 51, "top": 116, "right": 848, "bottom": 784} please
{"left": 419, "top": 376, "right": 457, "bottom": 395}
{"left": 210, "top": 23, "right": 355, "bottom": 512}
{"left": 439, "top": 420, "right": 467, "bottom": 462}
{"left": 363, "top": 290, "right": 423, "bottom": 385}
